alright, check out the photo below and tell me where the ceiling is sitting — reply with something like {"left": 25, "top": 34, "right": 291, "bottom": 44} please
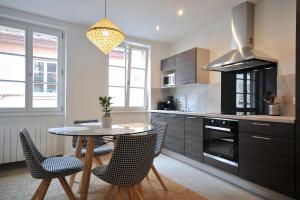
{"left": 0, "top": 0, "right": 256, "bottom": 43}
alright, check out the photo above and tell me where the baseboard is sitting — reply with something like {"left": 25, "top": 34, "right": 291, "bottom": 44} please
{"left": 162, "top": 149, "right": 294, "bottom": 200}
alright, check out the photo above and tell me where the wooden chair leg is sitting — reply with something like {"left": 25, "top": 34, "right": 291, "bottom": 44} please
{"left": 70, "top": 136, "right": 83, "bottom": 189}
{"left": 94, "top": 156, "right": 104, "bottom": 165}
{"left": 38, "top": 179, "right": 52, "bottom": 200}
{"left": 69, "top": 173, "right": 77, "bottom": 189}
{"left": 31, "top": 179, "right": 48, "bottom": 200}
{"left": 151, "top": 164, "right": 168, "bottom": 191}
{"left": 115, "top": 186, "right": 121, "bottom": 200}
{"left": 127, "top": 187, "right": 133, "bottom": 200}
{"left": 137, "top": 183, "right": 144, "bottom": 198}
{"left": 132, "top": 186, "right": 144, "bottom": 200}
{"left": 59, "top": 177, "right": 77, "bottom": 200}
{"left": 103, "top": 185, "right": 115, "bottom": 200}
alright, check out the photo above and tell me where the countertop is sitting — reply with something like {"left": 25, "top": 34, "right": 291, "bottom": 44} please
{"left": 149, "top": 110, "right": 295, "bottom": 124}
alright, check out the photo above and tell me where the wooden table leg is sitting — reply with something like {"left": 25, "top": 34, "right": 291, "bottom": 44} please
{"left": 80, "top": 136, "right": 95, "bottom": 200}
{"left": 70, "top": 136, "right": 83, "bottom": 189}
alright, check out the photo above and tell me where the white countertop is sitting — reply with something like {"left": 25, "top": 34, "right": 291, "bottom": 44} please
{"left": 149, "top": 110, "right": 295, "bottom": 124}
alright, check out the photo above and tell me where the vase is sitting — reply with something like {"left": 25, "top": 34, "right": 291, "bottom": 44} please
{"left": 268, "top": 104, "right": 280, "bottom": 116}
{"left": 102, "top": 116, "right": 112, "bottom": 128}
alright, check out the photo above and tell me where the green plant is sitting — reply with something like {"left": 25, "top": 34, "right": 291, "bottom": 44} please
{"left": 99, "top": 96, "right": 112, "bottom": 117}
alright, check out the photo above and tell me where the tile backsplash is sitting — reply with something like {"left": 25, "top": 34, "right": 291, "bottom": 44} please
{"left": 151, "top": 74, "right": 295, "bottom": 116}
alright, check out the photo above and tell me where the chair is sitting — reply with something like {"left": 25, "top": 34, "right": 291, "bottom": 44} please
{"left": 92, "top": 131, "right": 157, "bottom": 200}
{"left": 149, "top": 121, "right": 168, "bottom": 191}
{"left": 69, "top": 119, "right": 114, "bottom": 189}
{"left": 19, "top": 128, "right": 83, "bottom": 200}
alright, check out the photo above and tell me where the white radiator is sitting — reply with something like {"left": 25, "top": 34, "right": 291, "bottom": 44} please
{"left": 0, "top": 123, "right": 64, "bottom": 164}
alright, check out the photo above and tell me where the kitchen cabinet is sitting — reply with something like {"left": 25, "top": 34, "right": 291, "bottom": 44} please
{"left": 239, "top": 120, "right": 295, "bottom": 197}
{"left": 165, "top": 114, "right": 185, "bottom": 155}
{"left": 184, "top": 115, "right": 203, "bottom": 162}
{"left": 150, "top": 112, "right": 166, "bottom": 123}
{"left": 161, "top": 56, "right": 176, "bottom": 71}
{"left": 175, "top": 48, "right": 209, "bottom": 86}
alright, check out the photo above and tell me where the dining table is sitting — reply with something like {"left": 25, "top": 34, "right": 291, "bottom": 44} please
{"left": 48, "top": 122, "right": 153, "bottom": 200}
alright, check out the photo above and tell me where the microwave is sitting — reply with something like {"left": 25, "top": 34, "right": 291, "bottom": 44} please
{"left": 163, "top": 73, "right": 175, "bottom": 87}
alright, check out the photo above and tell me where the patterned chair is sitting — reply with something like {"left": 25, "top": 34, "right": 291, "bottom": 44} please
{"left": 92, "top": 131, "right": 157, "bottom": 200}
{"left": 69, "top": 119, "right": 114, "bottom": 190}
{"left": 19, "top": 128, "right": 83, "bottom": 200}
{"left": 149, "top": 121, "right": 168, "bottom": 191}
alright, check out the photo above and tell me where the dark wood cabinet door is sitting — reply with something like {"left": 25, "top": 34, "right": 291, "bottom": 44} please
{"left": 151, "top": 113, "right": 166, "bottom": 123}
{"left": 161, "top": 56, "right": 176, "bottom": 71}
{"left": 184, "top": 115, "right": 203, "bottom": 162}
{"left": 239, "top": 132, "right": 295, "bottom": 197}
{"left": 175, "top": 48, "right": 196, "bottom": 85}
{"left": 165, "top": 114, "right": 185, "bottom": 155}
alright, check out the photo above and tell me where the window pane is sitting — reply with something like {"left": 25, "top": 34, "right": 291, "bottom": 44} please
{"left": 129, "top": 88, "right": 145, "bottom": 107}
{"left": 109, "top": 47, "right": 125, "bottom": 67}
{"left": 0, "top": 81, "right": 25, "bottom": 108}
{"left": 247, "top": 80, "right": 255, "bottom": 94}
{"left": 236, "top": 73, "right": 243, "bottom": 79}
{"left": 131, "top": 48, "right": 146, "bottom": 69}
{"left": 247, "top": 94, "right": 255, "bottom": 108}
{"left": 109, "top": 66, "right": 125, "bottom": 87}
{"left": 236, "top": 93, "right": 244, "bottom": 108}
{"left": 33, "top": 32, "right": 58, "bottom": 59}
{"left": 33, "top": 61, "right": 44, "bottom": 82}
{"left": 109, "top": 87, "right": 125, "bottom": 107}
{"left": 0, "top": 25, "right": 25, "bottom": 55}
{"left": 0, "top": 54, "right": 25, "bottom": 81}
{"left": 236, "top": 79, "right": 244, "bottom": 93}
{"left": 130, "top": 68, "right": 145, "bottom": 87}
{"left": 47, "top": 63, "right": 57, "bottom": 83}
{"left": 33, "top": 84, "right": 57, "bottom": 108}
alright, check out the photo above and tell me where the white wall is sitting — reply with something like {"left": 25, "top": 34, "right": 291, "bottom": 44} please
{"left": 167, "top": 0, "right": 296, "bottom": 116}
{"left": 0, "top": 6, "right": 170, "bottom": 154}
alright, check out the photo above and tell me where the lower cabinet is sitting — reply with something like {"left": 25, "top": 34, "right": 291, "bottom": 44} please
{"left": 150, "top": 112, "right": 166, "bottom": 123}
{"left": 239, "top": 132, "right": 295, "bottom": 197}
{"left": 184, "top": 115, "right": 203, "bottom": 162}
{"left": 165, "top": 114, "right": 185, "bottom": 155}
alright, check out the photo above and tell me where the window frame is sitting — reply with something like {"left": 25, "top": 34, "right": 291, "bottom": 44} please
{"left": 0, "top": 17, "right": 65, "bottom": 113}
{"left": 107, "top": 42, "right": 149, "bottom": 111}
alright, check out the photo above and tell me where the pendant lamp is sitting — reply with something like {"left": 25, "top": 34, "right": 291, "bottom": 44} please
{"left": 87, "top": 0, "right": 125, "bottom": 54}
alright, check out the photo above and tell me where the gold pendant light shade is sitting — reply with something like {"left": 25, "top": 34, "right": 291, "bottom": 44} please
{"left": 86, "top": 18, "right": 125, "bottom": 54}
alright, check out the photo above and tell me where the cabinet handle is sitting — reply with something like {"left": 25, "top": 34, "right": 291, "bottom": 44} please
{"left": 252, "top": 135, "right": 271, "bottom": 141}
{"left": 187, "top": 116, "right": 197, "bottom": 119}
{"left": 169, "top": 115, "right": 177, "bottom": 117}
{"left": 252, "top": 122, "right": 271, "bottom": 127}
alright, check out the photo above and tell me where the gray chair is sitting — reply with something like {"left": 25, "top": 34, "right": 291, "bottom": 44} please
{"left": 69, "top": 119, "right": 114, "bottom": 189}
{"left": 92, "top": 131, "right": 157, "bottom": 200}
{"left": 19, "top": 128, "right": 83, "bottom": 200}
{"left": 149, "top": 121, "right": 168, "bottom": 191}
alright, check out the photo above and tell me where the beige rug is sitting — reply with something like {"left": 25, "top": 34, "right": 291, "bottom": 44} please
{"left": 0, "top": 168, "right": 207, "bottom": 200}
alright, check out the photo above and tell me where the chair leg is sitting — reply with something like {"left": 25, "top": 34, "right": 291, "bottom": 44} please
{"left": 115, "top": 186, "right": 121, "bottom": 200}
{"left": 31, "top": 179, "right": 48, "bottom": 200}
{"left": 37, "top": 179, "right": 52, "bottom": 200}
{"left": 59, "top": 177, "right": 77, "bottom": 200}
{"left": 70, "top": 136, "right": 83, "bottom": 189}
{"left": 69, "top": 172, "right": 77, "bottom": 189}
{"left": 127, "top": 187, "right": 133, "bottom": 200}
{"left": 94, "top": 156, "right": 104, "bottom": 165}
{"left": 151, "top": 164, "right": 168, "bottom": 191}
{"left": 132, "top": 186, "right": 144, "bottom": 200}
{"left": 137, "top": 183, "right": 144, "bottom": 198}
{"left": 102, "top": 185, "right": 115, "bottom": 200}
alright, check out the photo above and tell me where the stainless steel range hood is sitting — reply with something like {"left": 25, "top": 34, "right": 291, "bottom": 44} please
{"left": 203, "top": 2, "right": 277, "bottom": 72}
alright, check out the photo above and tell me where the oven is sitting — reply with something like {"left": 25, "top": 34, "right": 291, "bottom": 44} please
{"left": 203, "top": 117, "right": 239, "bottom": 174}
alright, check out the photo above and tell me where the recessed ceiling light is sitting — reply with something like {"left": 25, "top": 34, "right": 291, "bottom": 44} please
{"left": 178, "top": 9, "right": 183, "bottom": 16}
{"left": 156, "top": 25, "right": 160, "bottom": 31}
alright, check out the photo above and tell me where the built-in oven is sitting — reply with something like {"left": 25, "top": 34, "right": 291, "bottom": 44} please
{"left": 203, "top": 117, "right": 239, "bottom": 175}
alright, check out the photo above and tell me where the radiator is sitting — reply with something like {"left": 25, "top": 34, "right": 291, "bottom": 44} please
{"left": 0, "top": 123, "right": 64, "bottom": 164}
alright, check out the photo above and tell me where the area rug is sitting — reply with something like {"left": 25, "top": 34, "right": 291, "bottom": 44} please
{"left": 0, "top": 168, "right": 207, "bottom": 200}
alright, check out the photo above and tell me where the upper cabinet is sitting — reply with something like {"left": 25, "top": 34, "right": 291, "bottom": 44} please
{"left": 161, "top": 47, "right": 209, "bottom": 87}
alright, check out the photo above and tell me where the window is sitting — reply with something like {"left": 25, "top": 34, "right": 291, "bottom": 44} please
{"left": 0, "top": 18, "right": 64, "bottom": 112}
{"left": 235, "top": 71, "right": 256, "bottom": 114}
{"left": 108, "top": 43, "right": 149, "bottom": 109}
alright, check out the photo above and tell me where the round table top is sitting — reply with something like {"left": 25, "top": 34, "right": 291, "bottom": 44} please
{"left": 48, "top": 123, "right": 153, "bottom": 136}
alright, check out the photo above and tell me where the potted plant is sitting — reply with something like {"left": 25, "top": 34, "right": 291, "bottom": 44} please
{"left": 263, "top": 91, "right": 280, "bottom": 116}
{"left": 99, "top": 96, "right": 113, "bottom": 128}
